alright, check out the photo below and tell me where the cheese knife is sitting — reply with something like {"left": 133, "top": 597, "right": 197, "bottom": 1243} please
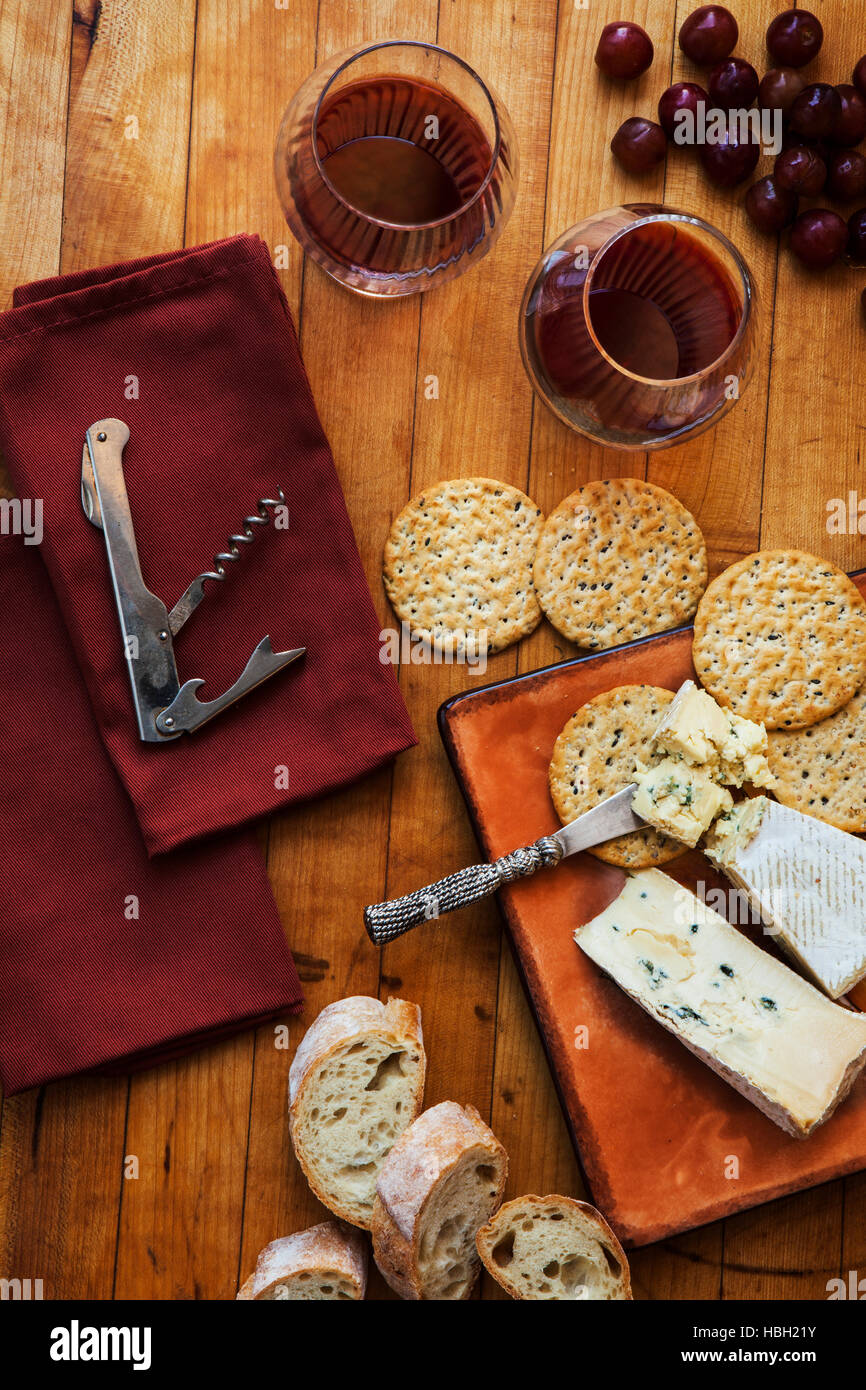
{"left": 364, "top": 784, "right": 643, "bottom": 944}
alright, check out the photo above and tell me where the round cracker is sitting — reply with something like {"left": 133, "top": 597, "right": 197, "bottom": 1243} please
{"left": 383, "top": 478, "right": 544, "bottom": 655}
{"left": 533, "top": 478, "right": 707, "bottom": 649}
{"left": 548, "top": 684, "right": 685, "bottom": 869}
{"left": 692, "top": 550, "right": 866, "bottom": 731}
{"left": 767, "top": 685, "right": 866, "bottom": 831}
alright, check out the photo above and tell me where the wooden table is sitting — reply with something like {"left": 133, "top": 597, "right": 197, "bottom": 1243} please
{"left": 0, "top": 0, "right": 863, "bottom": 1301}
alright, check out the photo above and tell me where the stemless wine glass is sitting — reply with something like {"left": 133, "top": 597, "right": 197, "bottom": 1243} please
{"left": 274, "top": 40, "right": 518, "bottom": 296}
{"left": 519, "top": 206, "right": 757, "bottom": 451}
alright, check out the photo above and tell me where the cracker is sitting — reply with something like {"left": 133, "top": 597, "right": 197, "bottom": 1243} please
{"left": 548, "top": 684, "right": 686, "bottom": 869}
{"left": 767, "top": 685, "right": 866, "bottom": 831}
{"left": 692, "top": 550, "right": 866, "bottom": 731}
{"left": 532, "top": 478, "right": 707, "bottom": 649}
{"left": 383, "top": 478, "right": 544, "bottom": 655}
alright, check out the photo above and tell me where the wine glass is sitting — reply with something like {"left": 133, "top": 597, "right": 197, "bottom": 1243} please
{"left": 519, "top": 206, "right": 758, "bottom": 451}
{"left": 275, "top": 40, "right": 519, "bottom": 297}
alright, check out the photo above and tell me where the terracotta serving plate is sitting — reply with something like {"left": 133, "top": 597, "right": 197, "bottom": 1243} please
{"left": 438, "top": 571, "right": 866, "bottom": 1248}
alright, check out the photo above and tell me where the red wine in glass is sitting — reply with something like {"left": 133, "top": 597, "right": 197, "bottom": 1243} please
{"left": 275, "top": 42, "right": 518, "bottom": 296}
{"left": 520, "top": 208, "right": 756, "bottom": 449}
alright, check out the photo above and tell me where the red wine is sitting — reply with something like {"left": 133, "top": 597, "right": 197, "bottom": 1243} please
{"left": 538, "top": 222, "right": 741, "bottom": 397}
{"left": 315, "top": 76, "right": 491, "bottom": 226}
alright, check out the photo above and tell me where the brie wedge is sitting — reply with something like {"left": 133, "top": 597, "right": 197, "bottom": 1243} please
{"left": 576, "top": 869, "right": 866, "bottom": 1137}
{"left": 705, "top": 797, "right": 866, "bottom": 999}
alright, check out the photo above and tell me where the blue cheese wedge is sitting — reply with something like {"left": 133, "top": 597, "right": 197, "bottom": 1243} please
{"left": 654, "top": 679, "right": 774, "bottom": 789}
{"left": 576, "top": 869, "right": 866, "bottom": 1137}
{"left": 632, "top": 757, "right": 733, "bottom": 848}
{"left": 705, "top": 797, "right": 866, "bottom": 999}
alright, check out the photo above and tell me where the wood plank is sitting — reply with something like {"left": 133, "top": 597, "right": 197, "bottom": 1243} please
{"left": 0, "top": 0, "right": 128, "bottom": 1303}
{"left": 0, "top": 0, "right": 70, "bottom": 305}
{"left": 721, "top": 0, "right": 864, "bottom": 1302}
{"left": 248, "top": 0, "right": 438, "bottom": 1302}
{"left": 62, "top": 0, "right": 197, "bottom": 271}
{"left": 110, "top": 0, "right": 315, "bottom": 1301}
{"left": 373, "top": 0, "right": 557, "bottom": 1304}
{"left": 494, "top": 0, "right": 718, "bottom": 1303}
{"left": 184, "top": 0, "right": 316, "bottom": 315}
{"left": 646, "top": 0, "right": 775, "bottom": 576}
{"left": 0, "top": 1080, "right": 129, "bottom": 1300}
{"left": 51, "top": 0, "right": 205, "bottom": 1301}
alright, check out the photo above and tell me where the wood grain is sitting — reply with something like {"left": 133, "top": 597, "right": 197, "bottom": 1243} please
{"left": 0, "top": 0, "right": 864, "bottom": 1303}
{"left": 381, "top": 0, "right": 558, "bottom": 1305}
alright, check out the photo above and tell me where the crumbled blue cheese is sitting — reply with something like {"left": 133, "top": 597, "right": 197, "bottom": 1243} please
{"left": 632, "top": 757, "right": 733, "bottom": 847}
{"left": 653, "top": 680, "right": 775, "bottom": 789}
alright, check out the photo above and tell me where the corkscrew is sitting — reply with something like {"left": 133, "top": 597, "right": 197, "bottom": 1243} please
{"left": 82, "top": 418, "right": 305, "bottom": 743}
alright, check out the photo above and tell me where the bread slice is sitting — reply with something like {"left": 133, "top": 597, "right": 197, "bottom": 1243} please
{"left": 236, "top": 1221, "right": 368, "bottom": 1300}
{"left": 476, "top": 1194, "right": 632, "bottom": 1300}
{"left": 371, "top": 1101, "right": 507, "bottom": 1300}
{"left": 288, "top": 996, "right": 425, "bottom": 1229}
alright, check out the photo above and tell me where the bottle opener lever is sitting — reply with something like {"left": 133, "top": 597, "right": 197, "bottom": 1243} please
{"left": 82, "top": 417, "right": 305, "bottom": 743}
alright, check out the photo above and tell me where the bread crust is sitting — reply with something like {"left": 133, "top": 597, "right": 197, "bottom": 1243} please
{"left": 288, "top": 996, "right": 426, "bottom": 1228}
{"left": 371, "top": 1101, "right": 508, "bottom": 1300}
{"left": 248, "top": 1221, "right": 368, "bottom": 1300}
{"left": 476, "top": 1194, "right": 632, "bottom": 1301}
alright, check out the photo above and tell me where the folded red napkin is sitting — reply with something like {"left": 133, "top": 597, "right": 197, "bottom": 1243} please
{"left": 0, "top": 235, "right": 414, "bottom": 855}
{"left": 0, "top": 535, "right": 303, "bottom": 1095}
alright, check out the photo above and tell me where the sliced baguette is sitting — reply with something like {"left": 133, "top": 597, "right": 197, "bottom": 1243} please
{"left": 237, "top": 1221, "right": 368, "bottom": 1301}
{"left": 288, "top": 996, "right": 425, "bottom": 1229}
{"left": 372, "top": 1101, "right": 507, "bottom": 1300}
{"left": 476, "top": 1194, "right": 632, "bottom": 1301}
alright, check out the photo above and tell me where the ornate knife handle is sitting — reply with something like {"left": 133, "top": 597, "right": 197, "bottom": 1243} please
{"left": 364, "top": 836, "right": 564, "bottom": 945}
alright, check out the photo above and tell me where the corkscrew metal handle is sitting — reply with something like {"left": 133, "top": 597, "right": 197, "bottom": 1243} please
{"left": 363, "top": 836, "right": 564, "bottom": 945}
{"left": 83, "top": 419, "right": 304, "bottom": 742}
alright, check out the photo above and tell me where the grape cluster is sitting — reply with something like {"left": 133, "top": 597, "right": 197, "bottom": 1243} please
{"left": 595, "top": 6, "right": 866, "bottom": 299}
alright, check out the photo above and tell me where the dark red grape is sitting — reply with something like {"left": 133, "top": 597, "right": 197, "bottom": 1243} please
{"left": 595, "top": 22, "right": 654, "bottom": 79}
{"left": 708, "top": 57, "right": 759, "bottom": 108}
{"left": 789, "top": 83, "right": 842, "bottom": 140}
{"left": 852, "top": 56, "right": 866, "bottom": 101}
{"left": 827, "top": 150, "right": 866, "bottom": 201}
{"left": 745, "top": 176, "right": 798, "bottom": 233}
{"left": 758, "top": 67, "right": 805, "bottom": 113}
{"left": 774, "top": 145, "right": 826, "bottom": 196}
{"left": 610, "top": 117, "right": 667, "bottom": 173}
{"left": 834, "top": 85, "right": 866, "bottom": 148}
{"left": 790, "top": 208, "right": 848, "bottom": 268}
{"left": 848, "top": 208, "right": 866, "bottom": 264}
{"left": 699, "top": 125, "right": 760, "bottom": 186}
{"left": 679, "top": 7, "right": 738, "bottom": 66}
{"left": 658, "top": 81, "right": 708, "bottom": 138}
{"left": 766, "top": 10, "right": 823, "bottom": 69}
{"left": 780, "top": 126, "right": 830, "bottom": 163}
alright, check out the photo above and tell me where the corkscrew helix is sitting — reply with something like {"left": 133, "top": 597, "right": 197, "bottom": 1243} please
{"left": 82, "top": 418, "right": 305, "bottom": 743}
{"left": 168, "top": 489, "right": 288, "bottom": 633}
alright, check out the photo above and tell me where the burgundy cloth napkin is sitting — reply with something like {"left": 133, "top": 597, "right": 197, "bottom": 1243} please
{"left": 0, "top": 234, "right": 415, "bottom": 856}
{"left": 0, "top": 535, "right": 303, "bottom": 1095}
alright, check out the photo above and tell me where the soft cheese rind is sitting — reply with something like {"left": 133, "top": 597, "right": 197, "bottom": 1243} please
{"left": 576, "top": 869, "right": 866, "bottom": 1137}
{"left": 706, "top": 798, "right": 866, "bottom": 999}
